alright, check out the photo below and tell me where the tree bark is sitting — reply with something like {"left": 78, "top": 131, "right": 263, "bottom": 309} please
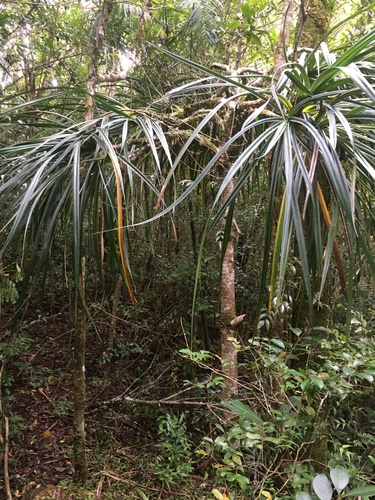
{"left": 73, "top": 258, "right": 87, "bottom": 485}
{"left": 86, "top": 0, "right": 114, "bottom": 121}
{"left": 220, "top": 179, "right": 239, "bottom": 398}
{"left": 273, "top": 0, "right": 296, "bottom": 77}
{"left": 217, "top": 100, "right": 246, "bottom": 399}
{"left": 294, "top": 0, "right": 336, "bottom": 53}
{"left": 73, "top": 306, "right": 87, "bottom": 484}
{"left": 72, "top": 3, "right": 116, "bottom": 478}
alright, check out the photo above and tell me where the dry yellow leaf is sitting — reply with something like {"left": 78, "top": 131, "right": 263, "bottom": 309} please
{"left": 43, "top": 429, "right": 53, "bottom": 439}
{"left": 212, "top": 489, "right": 229, "bottom": 500}
{"left": 261, "top": 490, "right": 272, "bottom": 500}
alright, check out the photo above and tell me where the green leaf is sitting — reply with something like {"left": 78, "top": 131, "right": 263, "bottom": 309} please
{"left": 232, "top": 454, "right": 242, "bottom": 466}
{"left": 309, "top": 375, "right": 325, "bottom": 389}
{"left": 248, "top": 32, "right": 262, "bottom": 46}
{"left": 313, "top": 474, "right": 333, "bottom": 500}
{"left": 221, "top": 400, "right": 262, "bottom": 425}
{"left": 291, "top": 327, "right": 302, "bottom": 336}
{"left": 135, "top": 488, "right": 149, "bottom": 500}
{"left": 227, "top": 20, "right": 242, "bottom": 30}
{"left": 296, "top": 493, "right": 313, "bottom": 500}
{"left": 285, "top": 70, "right": 312, "bottom": 95}
{"left": 343, "top": 485, "right": 375, "bottom": 497}
{"left": 342, "top": 366, "right": 355, "bottom": 376}
{"left": 241, "top": 2, "right": 255, "bottom": 23}
{"left": 330, "top": 466, "right": 349, "bottom": 494}
{"left": 236, "top": 474, "right": 250, "bottom": 491}
{"left": 271, "top": 338, "right": 285, "bottom": 349}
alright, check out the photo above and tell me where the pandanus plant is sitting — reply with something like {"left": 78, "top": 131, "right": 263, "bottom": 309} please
{"left": 152, "top": 30, "right": 375, "bottom": 341}
{"left": 0, "top": 30, "right": 374, "bottom": 390}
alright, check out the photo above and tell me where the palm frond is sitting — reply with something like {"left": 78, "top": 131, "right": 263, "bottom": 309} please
{"left": 178, "top": 0, "right": 224, "bottom": 46}
{"left": 0, "top": 98, "right": 173, "bottom": 302}
{"left": 155, "top": 30, "right": 375, "bottom": 331}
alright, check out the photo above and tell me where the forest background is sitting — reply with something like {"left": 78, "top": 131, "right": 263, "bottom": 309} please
{"left": 0, "top": 0, "right": 375, "bottom": 498}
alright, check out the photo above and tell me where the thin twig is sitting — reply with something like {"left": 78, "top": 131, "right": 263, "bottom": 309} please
{"left": 103, "top": 395, "right": 217, "bottom": 407}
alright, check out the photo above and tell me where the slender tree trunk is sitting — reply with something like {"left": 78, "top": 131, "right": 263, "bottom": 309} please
{"left": 20, "top": 25, "right": 36, "bottom": 139}
{"left": 218, "top": 102, "right": 246, "bottom": 398}
{"left": 72, "top": 2, "right": 114, "bottom": 480}
{"left": 86, "top": 0, "right": 114, "bottom": 121}
{"left": 0, "top": 366, "right": 12, "bottom": 499}
{"left": 72, "top": 3, "right": 113, "bottom": 480}
{"left": 220, "top": 180, "right": 239, "bottom": 398}
{"left": 273, "top": 0, "right": 296, "bottom": 76}
{"left": 73, "top": 258, "right": 87, "bottom": 485}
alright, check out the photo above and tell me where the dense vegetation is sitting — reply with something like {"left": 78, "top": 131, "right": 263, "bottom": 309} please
{"left": 0, "top": 0, "right": 374, "bottom": 498}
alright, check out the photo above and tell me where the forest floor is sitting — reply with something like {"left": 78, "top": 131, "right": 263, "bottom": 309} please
{"left": 1, "top": 309, "right": 215, "bottom": 499}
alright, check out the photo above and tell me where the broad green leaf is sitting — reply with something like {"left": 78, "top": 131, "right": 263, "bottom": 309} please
{"left": 241, "top": 2, "right": 255, "bottom": 23}
{"left": 309, "top": 375, "right": 325, "bottom": 389}
{"left": 291, "top": 327, "right": 302, "bottom": 336}
{"left": 343, "top": 485, "right": 375, "bottom": 497}
{"left": 221, "top": 400, "right": 262, "bottom": 425}
{"left": 271, "top": 338, "right": 285, "bottom": 349}
{"left": 237, "top": 474, "right": 250, "bottom": 491}
{"left": 313, "top": 474, "right": 333, "bottom": 500}
{"left": 330, "top": 466, "right": 349, "bottom": 494}
{"left": 248, "top": 32, "right": 262, "bottom": 46}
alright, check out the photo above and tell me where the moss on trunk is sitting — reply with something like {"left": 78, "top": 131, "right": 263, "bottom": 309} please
{"left": 295, "top": 0, "right": 336, "bottom": 50}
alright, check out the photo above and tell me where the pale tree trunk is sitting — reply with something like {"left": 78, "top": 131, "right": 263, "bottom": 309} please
{"left": 273, "top": 0, "right": 296, "bottom": 77}
{"left": 218, "top": 102, "right": 245, "bottom": 399}
{"left": 220, "top": 180, "right": 243, "bottom": 398}
{"left": 73, "top": 258, "right": 87, "bottom": 484}
{"left": 0, "top": 366, "right": 12, "bottom": 499}
{"left": 73, "top": 2, "right": 114, "bottom": 481}
{"left": 20, "top": 25, "right": 36, "bottom": 139}
{"left": 86, "top": 0, "right": 114, "bottom": 121}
